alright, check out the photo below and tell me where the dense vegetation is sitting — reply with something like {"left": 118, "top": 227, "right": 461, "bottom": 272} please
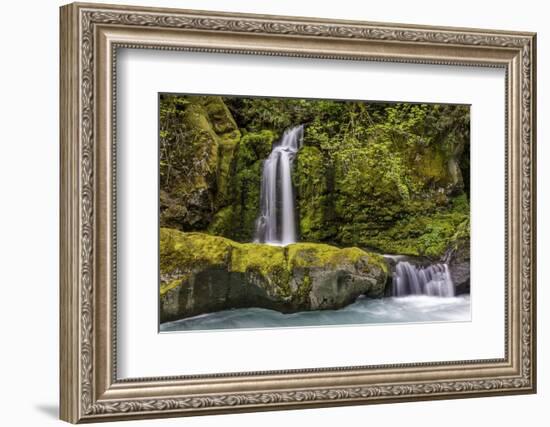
{"left": 159, "top": 94, "right": 470, "bottom": 259}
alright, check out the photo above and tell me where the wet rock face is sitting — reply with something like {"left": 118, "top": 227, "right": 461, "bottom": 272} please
{"left": 159, "top": 228, "right": 389, "bottom": 323}
{"left": 450, "top": 263, "right": 470, "bottom": 295}
{"left": 445, "top": 233, "right": 470, "bottom": 295}
{"left": 159, "top": 95, "right": 241, "bottom": 231}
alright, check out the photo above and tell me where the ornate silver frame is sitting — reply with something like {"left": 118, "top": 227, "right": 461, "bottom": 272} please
{"left": 60, "top": 2, "right": 537, "bottom": 423}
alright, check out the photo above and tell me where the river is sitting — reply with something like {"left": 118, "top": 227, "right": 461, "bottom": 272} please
{"left": 160, "top": 294, "right": 470, "bottom": 332}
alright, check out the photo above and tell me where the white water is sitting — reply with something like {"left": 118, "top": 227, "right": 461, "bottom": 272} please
{"left": 254, "top": 125, "right": 304, "bottom": 246}
{"left": 160, "top": 295, "right": 471, "bottom": 332}
{"left": 392, "top": 261, "right": 455, "bottom": 297}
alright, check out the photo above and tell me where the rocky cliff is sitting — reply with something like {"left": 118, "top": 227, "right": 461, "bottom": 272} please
{"left": 159, "top": 95, "right": 470, "bottom": 261}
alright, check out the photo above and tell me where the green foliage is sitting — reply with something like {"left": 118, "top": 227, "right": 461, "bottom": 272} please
{"left": 207, "top": 205, "right": 236, "bottom": 237}
{"left": 232, "top": 160, "right": 263, "bottom": 240}
{"left": 358, "top": 194, "right": 470, "bottom": 258}
{"left": 294, "top": 146, "right": 335, "bottom": 241}
{"left": 236, "top": 130, "right": 276, "bottom": 168}
{"left": 160, "top": 94, "right": 470, "bottom": 258}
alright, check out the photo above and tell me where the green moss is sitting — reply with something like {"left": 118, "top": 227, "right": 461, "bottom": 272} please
{"left": 230, "top": 243, "right": 291, "bottom": 295}
{"left": 216, "top": 131, "right": 240, "bottom": 208}
{"left": 204, "top": 96, "right": 242, "bottom": 208}
{"left": 160, "top": 228, "right": 233, "bottom": 275}
{"left": 295, "top": 146, "right": 326, "bottom": 193}
{"left": 160, "top": 228, "right": 388, "bottom": 293}
{"left": 329, "top": 125, "right": 468, "bottom": 257}
{"left": 453, "top": 216, "right": 470, "bottom": 243}
{"left": 178, "top": 104, "right": 220, "bottom": 188}
{"left": 287, "top": 242, "right": 364, "bottom": 268}
{"left": 161, "top": 228, "right": 382, "bottom": 275}
{"left": 160, "top": 228, "right": 390, "bottom": 318}
{"left": 161, "top": 95, "right": 470, "bottom": 261}
{"left": 294, "top": 272, "right": 312, "bottom": 305}
{"left": 364, "top": 251, "right": 389, "bottom": 275}
{"left": 230, "top": 243, "right": 286, "bottom": 275}
{"left": 207, "top": 205, "right": 236, "bottom": 236}
{"left": 333, "top": 144, "right": 412, "bottom": 225}
{"left": 236, "top": 130, "right": 276, "bottom": 168}
{"left": 294, "top": 146, "right": 336, "bottom": 241}
{"left": 203, "top": 130, "right": 277, "bottom": 242}
{"left": 358, "top": 194, "right": 470, "bottom": 258}
{"left": 231, "top": 160, "right": 263, "bottom": 240}
{"left": 160, "top": 275, "right": 188, "bottom": 297}
{"left": 413, "top": 148, "right": 448, "bottom": 185}
{"left": 202, "top": 96, "right": 239, "bottom": 134}
{"left": 159, "top": 95, "right": 242, "bottom": 230}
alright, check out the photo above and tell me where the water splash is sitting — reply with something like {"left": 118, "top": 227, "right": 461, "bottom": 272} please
{"left": 254, "top": 125, "right": 304, "bottom": 246}
{"left": 392, "top": 261, "right": 455, "bottom": 297}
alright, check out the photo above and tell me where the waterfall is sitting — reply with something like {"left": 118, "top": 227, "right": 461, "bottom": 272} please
{"left": 254, "top": 125, "right": 304, "bottom": 246}
{"left": 392, "top": 261, "right": 455, "bottom": 297}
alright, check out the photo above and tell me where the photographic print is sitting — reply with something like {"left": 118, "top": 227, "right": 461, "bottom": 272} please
{"left": 159, "top": 94, "right": 471, "bottom": 332}
{"left": 60, "top": 5, "right": 536, "bottom": 420}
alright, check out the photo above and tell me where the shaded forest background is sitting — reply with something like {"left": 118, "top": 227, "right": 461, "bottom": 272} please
{"left": 159, "top": 94, "right": 470, "bottom": 259}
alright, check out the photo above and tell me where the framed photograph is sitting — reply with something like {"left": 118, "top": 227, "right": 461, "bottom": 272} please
{"left": 60, "top": 2, "right": 537, "bottom": 423}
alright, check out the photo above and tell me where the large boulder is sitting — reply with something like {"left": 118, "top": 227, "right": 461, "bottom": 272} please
{"left": 160, "top": 228, "right": 388, "bottom": 323}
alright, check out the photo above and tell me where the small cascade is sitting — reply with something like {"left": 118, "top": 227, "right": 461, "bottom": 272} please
{"left": 392, "top": 261, "right": 455, "bottom": 297}
{"left": 254, "top": 125, "right": 304, "bottom": 246}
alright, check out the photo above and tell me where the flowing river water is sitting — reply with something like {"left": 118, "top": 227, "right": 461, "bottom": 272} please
{"left": 160, "top": 295, "right": 471, "bottom": 332}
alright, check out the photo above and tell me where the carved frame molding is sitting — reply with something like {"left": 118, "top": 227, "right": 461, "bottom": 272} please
{"left": 60, "top": 2, "right": 536, "bottom": 423}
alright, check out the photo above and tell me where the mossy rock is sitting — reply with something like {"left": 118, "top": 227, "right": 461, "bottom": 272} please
{"left": 201, "top": 96, "right": 239, "bottom": 134}
{"left": 348, "top": 193, "right": 470, "bottom": 258}
{"left": 207, "top": 205, "right": 237, "bottom": 237}
{"left": 201, "top": 130, "right": 277, "bottom": 241}
{"left": 159, "top": 95, "right": 241, "bottom": 229}
{"left": 236, "top": 130, "right": 277, "bottom": 168}
{"left": 294, "top": 146, "right": 336, "bottom": 242}
{"left": 200, "top": 96, "right": 242, "bottom": 207}
{"left": 160, "top": 228, "right": 388, "bottom": 322}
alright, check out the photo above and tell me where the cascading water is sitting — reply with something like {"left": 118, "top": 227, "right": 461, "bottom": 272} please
{"left": 392, "top": 261, "right": 455, "bottom": 297}
{"left": 254, "top": 125, "right": 304, "bottom": 246}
